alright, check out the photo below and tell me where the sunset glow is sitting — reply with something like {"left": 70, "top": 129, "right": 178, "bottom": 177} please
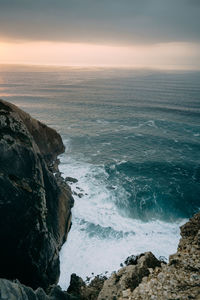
{"left": 1, "top": 41, "right": 200, "bottom": 69}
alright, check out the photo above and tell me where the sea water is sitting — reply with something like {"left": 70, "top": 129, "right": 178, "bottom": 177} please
{"left": 0, "top": 65, "right": 200, "bottom": 288}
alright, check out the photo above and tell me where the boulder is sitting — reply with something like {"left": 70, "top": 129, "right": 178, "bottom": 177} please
{"left": 97, "top": 252, "right": 161, "bottom": 300}
{"left": 0, "top": 99, "right": 74, "bottom": 290}
{"left": 65, "top": 177, "right": 78, "bottom": 184}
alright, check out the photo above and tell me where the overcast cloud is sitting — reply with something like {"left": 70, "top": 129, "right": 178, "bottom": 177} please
{"left": 0, "top": 0, "right": 199, "bottom": 45}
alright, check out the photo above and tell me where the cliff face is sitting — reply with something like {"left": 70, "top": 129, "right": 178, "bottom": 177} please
{"left": 7, "top": 101, "right": 65, "bottom": 164}
{"left": 0, "top": 99, "right": 74, "bottom": 290}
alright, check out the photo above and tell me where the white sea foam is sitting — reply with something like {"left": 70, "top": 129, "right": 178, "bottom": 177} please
{"left": 58, "top": 144, "right": 185, "bottom": 290}
{"left": 96, "top": 119, "right": 110, "bottom": 125}
{"left": 118, "top": 120, "right": 157, "bottom": 132}
{"left": 145, "top": 120, "right": 157, "bottom": 128}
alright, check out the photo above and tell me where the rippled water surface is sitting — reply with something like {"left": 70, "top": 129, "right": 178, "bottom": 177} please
{"left": 1, "top": 65, "right": 200, "bottom": 288}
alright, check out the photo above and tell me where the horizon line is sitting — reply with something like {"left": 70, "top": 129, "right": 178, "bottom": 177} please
{"left": 1, "top": 62, "right": 200, "bottom": 72}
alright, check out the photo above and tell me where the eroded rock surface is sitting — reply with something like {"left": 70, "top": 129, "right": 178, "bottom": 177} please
{"left": 97, "top": 252, "right": 161, "bottom": 300}
{"left": 67, "top": 273, "right": 107, "bottom": 300}
{"left": 0, "top": 99, "right": 74, "bottom": 290}
{"left": 0, "top": 278, "right": 79, "bottom": 300}
{"left": 122, "top": 212, "right": 200, "bottom": 300}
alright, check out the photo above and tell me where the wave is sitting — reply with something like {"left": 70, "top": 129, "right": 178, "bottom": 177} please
{"left": 58, "top": 147, "right": 187, "bottom": 285}
{"left": 104, "top": 161, "right": 200, "bottom": 221}
{"left": 78, "top": 219, "right": 135, "bottom": 239}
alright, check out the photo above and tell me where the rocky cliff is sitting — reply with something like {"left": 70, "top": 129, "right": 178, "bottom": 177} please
{"left": 0, "top": 99, "right": 74, "bottom": 290}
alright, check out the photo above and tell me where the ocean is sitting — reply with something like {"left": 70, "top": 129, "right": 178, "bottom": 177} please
{"left": 0, "top": 65, "right": 200, "bottom": 288}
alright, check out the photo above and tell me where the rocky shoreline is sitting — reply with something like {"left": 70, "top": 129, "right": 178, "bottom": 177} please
{"left": 0, "top": 100, "right": 199, "bottom": 299}
{"left": 65, "top": 212, "right": 200, "bottom": 300}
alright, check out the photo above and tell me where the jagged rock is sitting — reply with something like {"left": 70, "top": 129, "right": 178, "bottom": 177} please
{"left": 67, "top": 274, "right": 106, "bottom": 300}
{"left": 97, "top": 252, "right": 161, "bottom": 300}
{"left": 82, "top": 275, "right": 107, "bottom": 300}
{"left": 0, "top": 278, "right": 78, "bottom": 300}
{"left": 123, "top": 212, "right": 200, "bottom": 300}
{"left": 65, "top": 177, "right": 78, "bottom": 184}
{"left": 0, "top": 99, "right": 74, "bottom": 290}
{"left": 124, "top": 254, "right": 145, "bottom": 266}
{"left": 67, "top": 273, "right": 86, "bottom": 297}
{"left": 49, "top": 285, "right": 78, "bottom": 300}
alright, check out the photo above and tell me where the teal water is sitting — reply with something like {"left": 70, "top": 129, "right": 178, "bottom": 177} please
{"left": 1, "top": 65, "right": 200, "bottom": 287}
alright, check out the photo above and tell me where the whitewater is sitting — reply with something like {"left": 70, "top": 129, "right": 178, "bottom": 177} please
{"left": 0, "top": 65, "right": 199, "bottom": 289}
{"left": 58, "top": 150, "right": 185, "bottom": 288}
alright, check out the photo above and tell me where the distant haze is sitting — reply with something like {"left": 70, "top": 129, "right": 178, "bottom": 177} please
{"left": 0, "top": 0, "right": 200, "bottom": 68}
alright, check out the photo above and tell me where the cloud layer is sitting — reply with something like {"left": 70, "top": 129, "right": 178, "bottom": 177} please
{"left": 0, "top": 0, "right": 200, "bottom": 45}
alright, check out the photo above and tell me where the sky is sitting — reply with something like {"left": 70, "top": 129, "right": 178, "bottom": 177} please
{"left": 0, "top": 0, "right": 200, "bottom": 68}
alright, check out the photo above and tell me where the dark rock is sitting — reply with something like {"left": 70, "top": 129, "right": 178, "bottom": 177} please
{"left": 73, "top": 191, "right": 84, "bottom": 198}
{"left": 78, "top": 193, "right": 84, "bottom": 198}
{"left": 49, "top": 285, "right": 78, "bottom": 300}
{"left": 124, "top": 252, "right": 163, "bottom": 267}
{"left": 0, "top": 278, "right": 78, "bottom": 300}
{"left": 106, "top": 185, "right": 116, "bottom": 190}
{"left": 0, "top": 99, "right": 74, "bottom": 290}
{"left": 65, "top": 177, "right": 78, "bottom": 183}
{"left": 124, "top": 253, "right": 145, "bottom": 266}
{"left": 67, "top": 274, "right": 106, "bottom": 300}
{"left": 67, "top": 273, "right": 86, "bottom": 297}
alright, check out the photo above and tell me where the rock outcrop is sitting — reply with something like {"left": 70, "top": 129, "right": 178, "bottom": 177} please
{"left": 97, "top": 252, "right": 161, "bottom": 300}
{"left": 67, "top": 273, "right": 107, "bottom": 300}
{"left": 0, "top": 278, "right": 79, "bottom": 300}
{"left": 127, "top": 212, "right": 200, "bottom": 300}
{"left": 0, "top": 99, "right": 74, "bottom": 290}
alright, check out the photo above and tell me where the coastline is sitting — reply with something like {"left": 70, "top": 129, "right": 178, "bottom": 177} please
{"left": 0, "top": 100, "right": 199, "bottom": 299}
